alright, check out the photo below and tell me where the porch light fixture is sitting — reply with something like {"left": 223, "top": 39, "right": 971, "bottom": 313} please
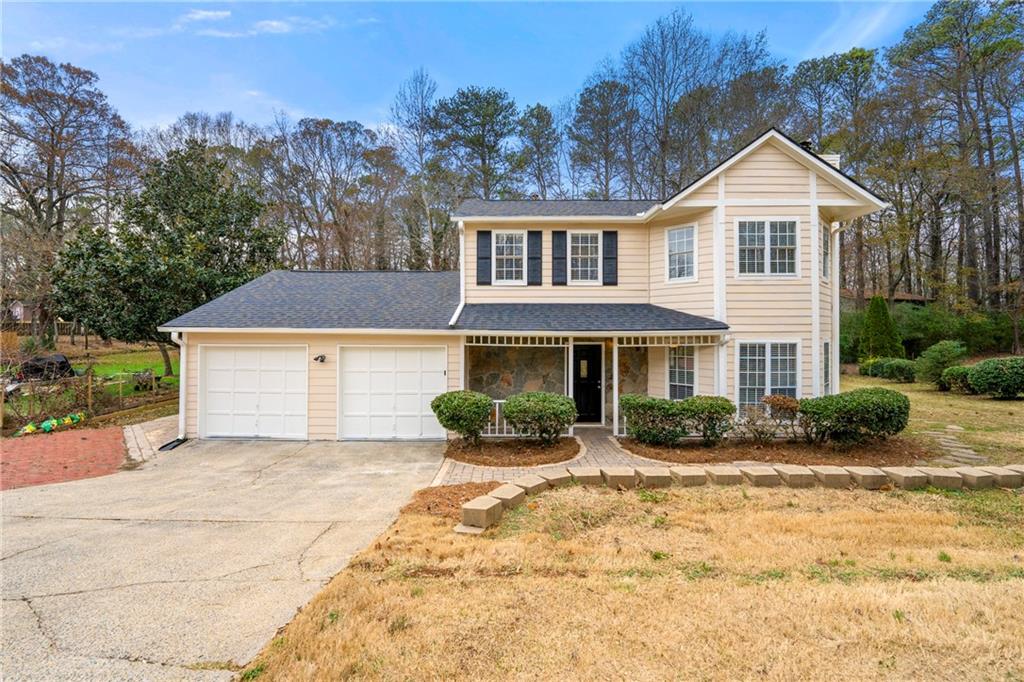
{"left": 313, "top": 354, "right": 326, "bottom": 363}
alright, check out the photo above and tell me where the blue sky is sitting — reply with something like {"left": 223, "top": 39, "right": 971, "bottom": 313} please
{"left": 4, "top": 2, "right": 931, "bottom": 129}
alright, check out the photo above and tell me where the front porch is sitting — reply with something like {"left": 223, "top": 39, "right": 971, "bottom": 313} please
{"left": 462, "top": 333, "right": 724, "bottom": 436}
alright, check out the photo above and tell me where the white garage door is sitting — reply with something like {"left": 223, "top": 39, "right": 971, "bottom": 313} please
{"left": 338, "top": 346, "right": 446, "bottom": 439}
{"left": 201, "top": 346, "right": 307, "bottom": 439}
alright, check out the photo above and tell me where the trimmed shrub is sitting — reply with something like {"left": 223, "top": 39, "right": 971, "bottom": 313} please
{"left": 762, "top": 394, "right": 801, "bottom": 440}
{"left": 940, "top": 365, "right": 975, "bottom": 394}
{"left": 858, "top": 357, "right": 881, "bottom": 376}
{"left": 620, "top": 394, "right": 687, "bottom": 445}
{"left": 915, "top": 340, "right": 967, "bottom": 385}
{"left": 967, "top": 357, "right": 1024, "bottom": 399}
{"left": 879, "top": 358, "right": 916, "bottom": 383}
{"left": 862, "top": 357, "right": 901, "bottom": 378}
{"left": 737, "top": 405, "right": 776, "bottom": 445}
{"left": 503, "top": 391, "right": 577, "bottom": 445}
{"left": 430, "top": 390, "right": 493, "bottom": 444}
{"left": 860, "top": 296, "right": 904, "bottom": 359}
{"left": 678, "top": 395, "right": 735, "bottom": 446}
{"left": 798, "top": 388, "right": 910, "bottom": 445}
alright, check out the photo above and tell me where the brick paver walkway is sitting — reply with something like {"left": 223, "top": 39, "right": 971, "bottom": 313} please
{"left": 0, "top": 426, "right": 127, "bottom": 490}
{"left": 434, "top": 427, "right": 658, "bottom": 486}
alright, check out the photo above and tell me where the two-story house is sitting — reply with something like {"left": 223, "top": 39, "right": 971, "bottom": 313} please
{"left": 160, "top": 129, "right": 887, "bottom": 441}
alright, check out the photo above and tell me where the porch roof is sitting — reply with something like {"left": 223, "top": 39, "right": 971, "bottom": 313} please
{"left": 452, "top": 303, "right": 727, "bottom": 333}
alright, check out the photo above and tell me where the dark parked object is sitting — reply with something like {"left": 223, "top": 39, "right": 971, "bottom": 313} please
{"left": 15, "top": 354, "right": 76, "bottom": 382}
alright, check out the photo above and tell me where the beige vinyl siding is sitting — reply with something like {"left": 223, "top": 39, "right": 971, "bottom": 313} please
{"left": 724, "top": 202, "right": 814, "bottom": 398}
{"left": 464, "top": 223, "right": 649, "bottom": 303}
{"left": 697, "top": 345, "right": 715, "bottom": 395}
{"left": 816, "top": 175, "right": 856, "bottom": 201}
{"left": 725, "top": 141, "right": 810, "bottom": 200}
{"left": 648, "top": 347, "right": 666, "bottom": 397}
{"left": 688, "top": 182, "right": 719, "bottom": 201}
{"left": 183, "top": 332, "right": 461, "bottom": 440}
{"left": 648, "top": 210, "right": 716, "bottom": 318}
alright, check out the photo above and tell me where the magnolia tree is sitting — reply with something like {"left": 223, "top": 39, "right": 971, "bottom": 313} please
{"left": 53, "top": 140, "right": 283, "bottom": 376}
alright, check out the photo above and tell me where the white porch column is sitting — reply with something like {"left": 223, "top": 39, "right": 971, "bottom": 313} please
{"left": 567, "top": 337, "right": 574, "bottom": 436}
{"left": 612, "top": 338, "right": 619, "bottom": 436}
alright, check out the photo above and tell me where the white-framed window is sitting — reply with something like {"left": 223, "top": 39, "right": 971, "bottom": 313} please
{"left": 822, "top": 341, "right": 831, "bottom": 394}
{"left": 736, "top": 219, "right": 798, "bottom": 277}
{"left": 493, "top": 231, "right": 526, "bottom": 284}
{"left": 569, "top": 231, "right": 601, "bottom": 284}
{"left": 738, "top": 341, "right": 798, "bottom": 407}
{"left": 668, "top": 346, "right": 695, "bottom": 399}
{"left": 821, "top": 225, "right": 831, "bottom": 279}
{"left": 666, "top": 225, "right": 697, "bottom": 282}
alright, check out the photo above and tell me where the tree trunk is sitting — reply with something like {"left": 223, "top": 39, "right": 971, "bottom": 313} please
{"left": 157, "top": 342, "right": 174, "bottom": 377}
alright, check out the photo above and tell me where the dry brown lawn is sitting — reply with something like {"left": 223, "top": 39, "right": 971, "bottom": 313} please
{"left": 246, "top": 484, "right": 1023, "bottom": 681}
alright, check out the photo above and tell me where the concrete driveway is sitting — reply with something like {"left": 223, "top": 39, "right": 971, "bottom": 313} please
{"left": 1, "top": 437, "right": 443, "bottom": 681}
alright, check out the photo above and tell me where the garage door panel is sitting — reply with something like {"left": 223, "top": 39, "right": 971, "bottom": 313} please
{"left": 201, "top": 346, "right": 307, "bottom": 439}
{"left": 338, "top": 346, "right": 446, "bottom": 440}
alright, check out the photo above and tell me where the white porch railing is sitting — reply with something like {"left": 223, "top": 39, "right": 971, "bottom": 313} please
{"left": 482, "top": 399, "right": 574, "bottom": 438}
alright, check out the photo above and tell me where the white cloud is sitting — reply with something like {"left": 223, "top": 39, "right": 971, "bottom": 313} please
{"left": 195, "top": 15, "right": 335, "bottom": 39}
{"left": 28, "top": 36, "right": 123, "bottom": 54}
{"left": 180, "top": 9, "right": 231, "bottom": 24}
{"left": 803, "top": 3, "right": 904, "bottom": 59}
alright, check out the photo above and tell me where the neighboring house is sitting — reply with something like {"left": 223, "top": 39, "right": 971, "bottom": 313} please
{"left": 160, "top": 128, "right": 887, "bottom": 441}
{"left": 839, "top": 288, "right": 934, "bottom": 312}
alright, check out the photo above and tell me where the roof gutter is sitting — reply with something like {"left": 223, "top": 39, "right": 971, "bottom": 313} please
{"left": 448, "top": 220, "right": 465, "bottom": 327}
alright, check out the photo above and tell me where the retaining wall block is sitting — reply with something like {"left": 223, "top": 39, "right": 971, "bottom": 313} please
{"left": 512, "top": 474, "right": 549, "bottom": 495}
{"left": 461, "top": 495, "right": 504, "bottom": 528}
{"left": 881, "top": 467, "right": 928, "bottom": 490}
{"left": 669, "top": 466, "right": 707, "bottom": 487}
{"left": 538, "top": 469, "right": 572, "bottom": 487}
{"left": 637, "top": 467, "right": 673, "bottom": 488}
{"left": 739, "top": 465, "right": 781, "bottom": 487}
{"left": 808, "top": 465, "right": 851, "bottom": 489}
{"left": 773, "top": 464, "right": 815, "bottom": 488}
{"left": 916, "top": 467, "right": 963, "bottom": 490}
{"left": 601, "top": 467, "right": 637, "bottom": 490}
{"left": 1003, "top": 464, "right": 1024, "bottom": 476}
{"left": 953, "top": 467, "right": 996, "bottom": 490}
{"left": 978, "top": 466, "right": 1023, "bottom": 488}
{"left": 704, "top": 465, "right": 743, "bottom": 485}
{"left": 489, "top": 483, "right": 527, "bottom": 509}
{"left": 845, "top": 466, "right": 888, "bottom": 490}
{"left": 568, "top": 467, "right": 604, "bottom": 485}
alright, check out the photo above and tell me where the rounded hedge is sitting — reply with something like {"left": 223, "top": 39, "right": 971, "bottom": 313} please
{"left": 939, "top": 365, "right": 976, "bottom": 394}
{"left": 915, "top": 340, "right": 967, "bottom": 385}
{"left": 680, "top": 396, "right": 735, "bottom": 446}
{"left": 619, "top": 393, "right": 687, "bottom": 445}
{"left": 503, "top": 391, "right": 577, "bottom": 445}
{"left": 798, "top": 387, "right": 910, "bottom": 445}
{"left": 879, "top": 358, "right": 916, "bottom": 383}
{"left": 967, "top": 357, "right": 1024, "bottom": 399}
{"left": 430, "top": 390, "right": 494, "bottom": 444}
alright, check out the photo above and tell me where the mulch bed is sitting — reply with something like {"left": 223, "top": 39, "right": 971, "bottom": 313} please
{"left": 445, "top": 437, "right": 580, "bottom": 467}
{"left": 620, "top": 437, "right": 927, "bottom": 467}
{"left": 401, "top": 481, "right": 502, "bottom": 520}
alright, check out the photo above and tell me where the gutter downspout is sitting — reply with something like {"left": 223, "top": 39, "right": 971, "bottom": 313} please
{"left": 170, "top": 331, "right": 186, "bottom": 439}
{"left": 447, "top": 220, "right": 466, "bottom": 328}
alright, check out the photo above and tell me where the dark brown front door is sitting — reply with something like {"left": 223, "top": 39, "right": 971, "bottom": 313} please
{"left": 572, "top": 344, "right": 602, "bottom": 423}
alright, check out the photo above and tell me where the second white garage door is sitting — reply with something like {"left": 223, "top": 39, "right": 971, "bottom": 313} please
{"left": 338, "top": 346, "right": 447, "bottom": 439}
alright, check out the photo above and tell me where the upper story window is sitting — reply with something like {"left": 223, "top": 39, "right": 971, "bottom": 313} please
{"left": 668, "top": 346, "right": 695, "bottom": 399}
{"left": 666, "top": 225, "right": 696, "bottom": 282}
{"left": 493, "top": 231, "right": 525, "bottom": 285}
{"left": 737, "top": 219, "right": 798, "bottom": 277}
{"left": 569, "top": 231, "right": 601, "bottom": 284}
{"left": 821, "top": 225, "right": 831, "bottom": 279}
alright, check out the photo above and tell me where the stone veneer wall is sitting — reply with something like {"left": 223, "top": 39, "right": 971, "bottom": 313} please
{"left": 467, "top": 346, "right": 566, "bottom": 399}
{"left": 467, "top": 344, "right": 648, "bottom": 427}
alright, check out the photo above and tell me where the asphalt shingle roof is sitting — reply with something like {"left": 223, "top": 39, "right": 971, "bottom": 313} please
{"left": 453, "top": 303, "right": 727, "bottom": 332}
{"left": 453, "top": 199, "right": 657, "bottom": 218}
{"left": 161, "top": 270, "right": 461, "bottom": 329}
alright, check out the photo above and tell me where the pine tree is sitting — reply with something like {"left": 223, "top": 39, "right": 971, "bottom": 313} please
{"left": 860, "top": 296, "right": 904, "bottom": 359}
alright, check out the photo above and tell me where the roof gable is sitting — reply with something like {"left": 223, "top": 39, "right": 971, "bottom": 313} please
{"left": 661, "top": 128, "right": 887, "bottom": 210}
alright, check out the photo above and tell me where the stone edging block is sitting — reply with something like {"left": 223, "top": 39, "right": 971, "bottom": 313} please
{"left": 454, "top": 462, "right": 1024, "bottom": 535}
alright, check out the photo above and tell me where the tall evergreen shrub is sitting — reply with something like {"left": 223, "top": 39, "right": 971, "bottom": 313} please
{"left": 859, "top": 296, "right": 904, "bottom": 359}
